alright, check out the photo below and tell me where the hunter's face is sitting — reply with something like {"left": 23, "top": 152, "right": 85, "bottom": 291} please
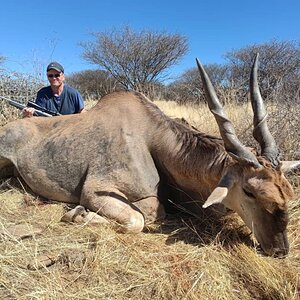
{"left": 47, "top": 70, "right": 65, "bottom": 87}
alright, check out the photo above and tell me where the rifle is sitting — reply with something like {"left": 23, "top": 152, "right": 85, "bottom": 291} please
{"left": 27, "top": 101, "right": 61, "bottom": 116}
{"left": 0, "top": 96, "right": 61, "bottom": 117}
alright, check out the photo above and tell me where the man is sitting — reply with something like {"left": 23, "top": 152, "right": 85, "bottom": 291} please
{"left": 23, "top": 62, "right": 85, "bottom": 117}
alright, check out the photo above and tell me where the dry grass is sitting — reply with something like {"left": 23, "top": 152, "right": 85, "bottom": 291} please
{"left": 155, "top": 100, "right": 254, "bottom": 137}
{"left": 0, "top": 100, "right": 300, "bottom": 300}
{"left": 155, "top": 99, "right": 300, "bottom": 160}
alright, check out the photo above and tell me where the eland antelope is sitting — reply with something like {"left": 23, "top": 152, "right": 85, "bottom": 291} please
{"left": 0, "top": 54, "right": 299, "bottom": 257}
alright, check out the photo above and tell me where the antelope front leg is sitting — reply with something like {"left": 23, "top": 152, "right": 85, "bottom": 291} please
{"left": 134, "top": 196, "right": 166, "bottom": 224}
{"left": 79, "top": 180, "right": 145, "bottom": 233}
{"left": 61, "top": 205, "right": 109, "bottom": 225}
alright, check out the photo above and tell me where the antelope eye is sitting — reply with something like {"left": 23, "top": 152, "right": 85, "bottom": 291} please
{"left": 243, "top": 188, "right": 255, "bottom": 198}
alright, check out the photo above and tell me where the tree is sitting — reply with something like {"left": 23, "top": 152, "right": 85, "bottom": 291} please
{"left": 80, "top": 26, "right": 188, "bottom": 92}
{"left": 66, "top": 70, "right": 122, "bottom": 99}
{"left": 166, "top": 64, "right": 229, "bottom": 104}
{"left": 0, "top": 55, "right": 6, "bottom": 71}
{"left": 167, "top": 39, "right": 300, "bottom": 105}
{"left": 225, "top": 40, "right": 300, "bottom": 103}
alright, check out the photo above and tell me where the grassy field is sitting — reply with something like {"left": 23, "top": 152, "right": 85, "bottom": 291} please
{"left": 0, "top": 99, "right": 299, "bottom": 300}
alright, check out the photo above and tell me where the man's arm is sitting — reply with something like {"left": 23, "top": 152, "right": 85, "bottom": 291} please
{"left": 23, "top": 88, "right": 47, "bottom": 118}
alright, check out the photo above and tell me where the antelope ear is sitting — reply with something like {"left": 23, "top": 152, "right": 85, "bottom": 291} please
{"left": 202, "top": 187, "right": 228, "bottom": 208}
{"left": 280, "top": 160, "right": 300, "bottom": 174}
{"left": 203, "top": 171, "right": 236, "bottom": 208}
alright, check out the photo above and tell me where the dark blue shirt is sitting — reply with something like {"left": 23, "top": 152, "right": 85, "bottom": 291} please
{"left": 35, "top": 84, "right": 84, "bottom": 115}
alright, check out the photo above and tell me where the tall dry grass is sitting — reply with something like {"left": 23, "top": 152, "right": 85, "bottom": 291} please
{"left": 155, "top": 99, "right": 300, "bottom": 160}
{"left": 0, "top": 99, "right": 299, "bottom": 300}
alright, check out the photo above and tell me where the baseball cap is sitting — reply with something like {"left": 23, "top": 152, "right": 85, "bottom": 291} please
{"left": 47, "top": 62, "right": 64, "bottom": 73}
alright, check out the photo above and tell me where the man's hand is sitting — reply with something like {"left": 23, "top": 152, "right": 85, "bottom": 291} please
{"left": 22, "top": 107, "right": 35, "bottom": 118}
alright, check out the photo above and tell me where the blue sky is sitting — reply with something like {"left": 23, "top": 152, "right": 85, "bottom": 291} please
{"left": 1, "top": 0, "right": 299, "bottom": 81}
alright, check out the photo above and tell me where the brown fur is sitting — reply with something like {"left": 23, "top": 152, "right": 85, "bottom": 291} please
{"left": 0, "top": 91, "right": 298, "bottom": 256}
